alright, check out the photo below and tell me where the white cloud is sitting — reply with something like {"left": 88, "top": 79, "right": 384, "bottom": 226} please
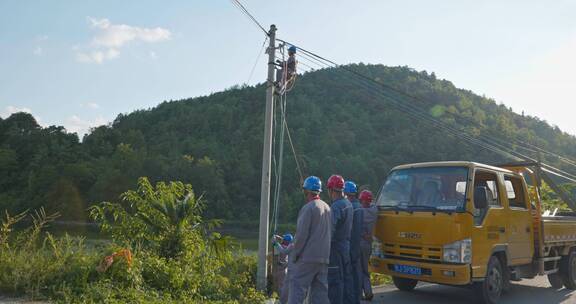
{"left": 33, "top": 47, "right": 43, "bottom": 56}
{"left": 149, "top": 51, "right": 157, "bottom": 59}
{"left": 65, "top": 115, "right": 108, "bottom": 136}
{"left": 75, "top": 17, "right": 171, "bottom": 64}
{"left": 80, "top": 102, "right": 100, "bottom": 109}
{"left": 75, "top": 48, "right": 119, "bottom": 64}
{"left": 88, "top": 17, "right": 171, "bottom": 48}
{"left": 1, "top": 105, "right": 32, "bottom": 118}
{"left": 36, "top": 35, "right": 49, "bottom": 42}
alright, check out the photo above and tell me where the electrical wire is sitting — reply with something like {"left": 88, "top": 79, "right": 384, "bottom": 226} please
{"left": 287, "top": 38, "right": 576, "bottom": 171}
{"left": 229, "top": 0, "right": 268, "bottom": 35}
{"left": 295, "top": 52, "right": 576, "bottom": 186}
{"left": 276, "top": 50, "right": 316, "bottom": 72}
{"left": 293, "top": 54, "right": 523, "bottom": 161}
{"left": 288, "top": 42, "right": 576, "bottom": 182}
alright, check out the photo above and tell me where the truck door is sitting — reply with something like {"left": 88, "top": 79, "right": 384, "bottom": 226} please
{"left": 471, "top": 170, "right": 508, "bottom": 278}
{"left": 503, "top": 174, "right": 534, "bottom": 265}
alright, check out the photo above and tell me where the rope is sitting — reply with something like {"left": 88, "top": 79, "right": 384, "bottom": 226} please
{"left": 272, "top": 92, "right": 287, "bottom": 235}
{"left": 269, "top": 86, "right": 280, "bottom": 237}
{"left": 246, "top": 36, "right": 268, "bottom": 84}
{"left": 276, "top": 47, "right": 304, "bottom": 182}
{"left": 283, "top": 113, "right": 305, "bottom": 183}
{"left": 270, "top": 46, "right": 305, "bottom": 235}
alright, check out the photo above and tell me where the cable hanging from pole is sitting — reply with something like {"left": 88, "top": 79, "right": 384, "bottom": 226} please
{"left": 247, "top": 36, "right": 268, "bottom": 84}
{"left": 228, "top": 0, "right": 576, "bottom": 174}
{"left": 284, "top": 39, "right": 576, "bottom": 182}
{"left": 294, "top": 58, "right": 576, "bottom": 184}
{"left": 303, "top": 45, "right": 576, "bottom": 171}
{"left": 229, "top": 0, "right": 268, "bottom": 35}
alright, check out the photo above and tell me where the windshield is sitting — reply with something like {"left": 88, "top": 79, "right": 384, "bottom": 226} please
{"left": 376, "top": 166, "right": 469, "bottom": 212}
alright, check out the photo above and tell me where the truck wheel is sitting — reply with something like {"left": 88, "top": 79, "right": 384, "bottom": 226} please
{"left": 548, "top": 273, "right": 564, "bottom": 289}
{"left": 560, "top": 252, "right": 576, "bottom": 290}
{"left": 392, "top": 276, "right": 418, "bottom": 291}
{"left": 475, "top": 256, "right": 503, "bottom": 304}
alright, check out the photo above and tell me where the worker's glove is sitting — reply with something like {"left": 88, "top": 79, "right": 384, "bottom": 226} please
{"left": 271, "top": 235, "right": 282, "bottom": 245}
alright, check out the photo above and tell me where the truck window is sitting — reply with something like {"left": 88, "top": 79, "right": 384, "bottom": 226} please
{"left": 474, "top": 171, "right": 500, "bottom": 207}
{"left": 505, "top": 176, "right": 526, "bottom": 209}
{"left": 377, "top": 166, "right": 468, "bottom": 212}
{"left": 473, "top": 171, "right": 500, "bottom": 225}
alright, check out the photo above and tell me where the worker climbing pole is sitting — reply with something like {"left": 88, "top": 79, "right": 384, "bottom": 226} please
{"left": 275, "top": 45, "right": 298, "bottom": 94}
{"left": 256, "top": 24, "right": 302, "bottom": 292}
{"left": 256, "top": 24, "right": 277, "bottom": 291}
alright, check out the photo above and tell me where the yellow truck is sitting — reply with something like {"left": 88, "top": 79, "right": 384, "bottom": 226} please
{"left": 370, "top": 161, "right": 576, "bottom": 304}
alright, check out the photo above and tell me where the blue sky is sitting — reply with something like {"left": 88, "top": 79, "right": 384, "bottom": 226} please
{"left": 1, "top": 0, "right": 576, "bottom": 137}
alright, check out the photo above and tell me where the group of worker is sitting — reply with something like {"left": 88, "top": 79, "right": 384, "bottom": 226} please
{"left": 272, "top": 174, "right": 379, "bottom": 304}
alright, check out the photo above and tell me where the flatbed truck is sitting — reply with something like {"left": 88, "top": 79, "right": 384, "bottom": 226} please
{"left": 370, "top": 161, "right": 576, "bottom": 303}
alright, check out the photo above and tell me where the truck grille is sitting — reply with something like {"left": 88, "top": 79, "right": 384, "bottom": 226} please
{"left": 383, "top": 243, "right": 443, "bottom": 264}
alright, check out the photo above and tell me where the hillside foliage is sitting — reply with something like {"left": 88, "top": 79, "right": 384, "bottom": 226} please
{"left": 1, "top": 64, "right": 576, "bottom": 221}
{"left": 0, "top": 179, "right": 265, "bottom": 303}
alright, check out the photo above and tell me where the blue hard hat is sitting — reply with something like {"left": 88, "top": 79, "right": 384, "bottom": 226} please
{"left": 283, "top": 233, "right": 294, "bottom": 243}
{"left": 288, "top": 45, "right": 297, "bottom": 53}
{"left": 303, "top": 176, "right": 322, "bottom": 192}
{"left": 344, "top": 181, "right": 358, "bottom": 194}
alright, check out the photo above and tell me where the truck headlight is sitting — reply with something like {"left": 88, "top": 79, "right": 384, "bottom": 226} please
{"left": 443, "top": 238, "right": 472, "bottom": 264}
{"left": 371, "top": 237, "right": 384, "bottom": 259}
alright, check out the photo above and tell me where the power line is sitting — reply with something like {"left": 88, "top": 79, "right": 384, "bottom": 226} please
{"left": 229, "top": 0, "right": 268, "bottom": 35}
{"left": 276, "top": 50, "right": 316, "bottom": 72}
{"left": 290, "top": 39, "right": 576, "bottom": 171}
{"left": 294, "top": 48, "right": 576, "bottom": 186}
{"left": 289, "top": 41, "right": 576, "bottom": 179}
{"left": 295, "top": 62, "right": 522, "bottom": 162}
{"left": 293, "top": 52, "right": 519, "bottom": 158}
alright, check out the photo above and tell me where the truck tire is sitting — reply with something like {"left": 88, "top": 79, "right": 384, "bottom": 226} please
{"left": 548, "top": 273, "right": 564, "bottom": 289}
{"left": 560, "top": 252, "right": 576, "bottom": 290}
{"left": 474, "top": 256, "right": 503, "bottom": 304}
{"left": 392, "top": 276, "right": 418, "bottom": 291}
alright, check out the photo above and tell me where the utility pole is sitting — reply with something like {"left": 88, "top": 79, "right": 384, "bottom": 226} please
{"left": 257, "top": 24, "right": 276, "bottom": 292}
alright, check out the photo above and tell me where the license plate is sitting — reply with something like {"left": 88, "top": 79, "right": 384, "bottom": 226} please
{"left": 393, "top": 264, "right": 422, "bottom": 276}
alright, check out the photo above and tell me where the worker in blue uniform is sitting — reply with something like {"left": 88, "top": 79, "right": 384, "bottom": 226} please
{"left": 345, "top": 180, "right": 363, "bottom": 304}
{"left": 326, "top": 175, "right": 353, "bottom": 304}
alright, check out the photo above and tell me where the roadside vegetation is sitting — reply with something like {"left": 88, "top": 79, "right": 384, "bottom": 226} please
{"left": 0, "top": 178, "right": 265, "bottom": 303}
{"left": 3, "top": 65, "right": 576, "bottom": 225}
{"left": 540, "top": 182, "right": 576, "bottom": 211}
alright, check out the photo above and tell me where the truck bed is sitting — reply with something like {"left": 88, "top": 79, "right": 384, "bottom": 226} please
{"left": 543, "top": 216, "right": 576, "bottom": 244}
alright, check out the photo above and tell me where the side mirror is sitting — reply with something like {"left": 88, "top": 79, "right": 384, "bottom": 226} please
{"left": 474, "top": 186, "right": 489, "bottom": 210}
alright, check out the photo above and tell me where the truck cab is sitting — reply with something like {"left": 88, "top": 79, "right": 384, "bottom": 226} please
{"left": 370, "top": 161, "right": 576, "bottom": 304}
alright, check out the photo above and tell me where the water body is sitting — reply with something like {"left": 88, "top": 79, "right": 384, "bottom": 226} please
{"left": 44, "top": 221, "right": 260, "bottom": 252}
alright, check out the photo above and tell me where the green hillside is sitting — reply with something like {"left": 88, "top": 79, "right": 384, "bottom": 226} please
{"left": 1, "top": 64, "right": 576, "bottom": 222}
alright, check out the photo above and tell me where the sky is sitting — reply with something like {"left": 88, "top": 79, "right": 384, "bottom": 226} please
{"left": 1, "top": 0, "right": 576, "bottom": 137}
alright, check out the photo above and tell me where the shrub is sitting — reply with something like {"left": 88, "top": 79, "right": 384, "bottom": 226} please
{"left": 0, "top": 178, "right": 266, "bottom": 303}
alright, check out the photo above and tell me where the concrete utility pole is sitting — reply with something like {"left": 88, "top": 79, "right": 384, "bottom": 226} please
{"left": 257, "top": 24, "right": 276, "bottom": 292}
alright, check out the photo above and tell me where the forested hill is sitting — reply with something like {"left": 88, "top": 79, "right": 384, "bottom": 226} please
{"left": 2, "top": 64, "right": 576, "bottom": 222}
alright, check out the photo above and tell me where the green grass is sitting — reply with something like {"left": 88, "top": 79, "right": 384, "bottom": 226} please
{"left": 371, "top": 272, "right": 392, "bottom": 286}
